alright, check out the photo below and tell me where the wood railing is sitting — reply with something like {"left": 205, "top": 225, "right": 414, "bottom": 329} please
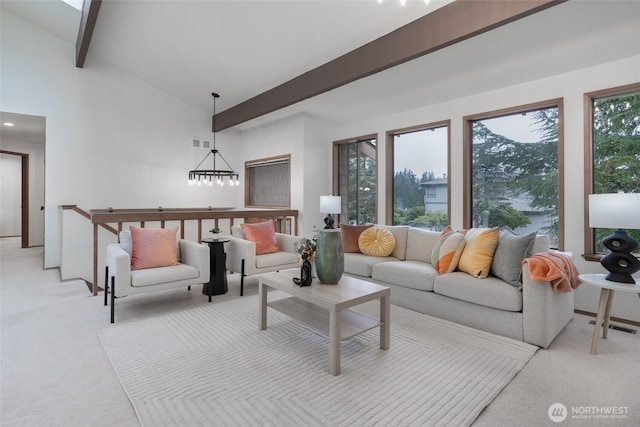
{"left": 61, "top": 205, "right": 298, "bottom": 295}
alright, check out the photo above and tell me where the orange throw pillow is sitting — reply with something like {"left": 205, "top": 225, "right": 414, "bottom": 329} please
{"left": 341, "top": 224, "right": 373, "bottom": 253}
{"left": 130, "top": 226, "right": 179, "bottom": 270}
{"left": 241, "top": 221, "right": 280, "bottom": 255}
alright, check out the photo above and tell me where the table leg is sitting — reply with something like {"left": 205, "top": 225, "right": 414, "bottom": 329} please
{"left": 602, "top": 290, "right": 615, "bottom": 340}
{"left": 259, "top": 281, "right": 267, "bottom": 331}
{"left": 380, "top": 294, "right": 390, "bottom": 350}
{"left": 591, "top": 288, "right": 610, "bottom": 354}
{"left": 329, "top": 310, "right": 341, "bottom": 376}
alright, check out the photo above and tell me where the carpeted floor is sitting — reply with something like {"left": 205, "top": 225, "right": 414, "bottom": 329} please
{"left": 99, "top": 294, "right": 536, "bottom": 427}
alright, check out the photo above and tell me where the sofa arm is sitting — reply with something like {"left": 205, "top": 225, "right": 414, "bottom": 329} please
{"left": 522, "top": 266, "right": 574, "bottom": 348}
{"left": 276, "top": 232, "right": 303, "bottom": 253}
{"left": 227, "top": 236, "right": 257, "bottom": 275}
{"left": 179, "top": 240, "right": 210, "bottom": 283}
{"left": 106, "top": 243, "right": 132, "bottom": 298}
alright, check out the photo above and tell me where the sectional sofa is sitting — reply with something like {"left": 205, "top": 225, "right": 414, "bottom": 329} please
{"left": 341, "top": 225, "right": 575, "bottom": 348}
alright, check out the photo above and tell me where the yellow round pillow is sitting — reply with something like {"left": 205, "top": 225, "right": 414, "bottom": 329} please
{"left": 358, "top": 227, "right": 396, "bottom": 257}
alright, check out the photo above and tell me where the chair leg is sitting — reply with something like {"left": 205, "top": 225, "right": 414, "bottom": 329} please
{"left": 104, "top": 266, "right": 109, "bottom": 307}
{"left": 188, "top": 286, "right": 191, "bottom": 291}
{"left": 240, "top": 259, "right": 245, "bottom": 296}
{"left": 110, "top": 276, "right": 115, "bottom": 324}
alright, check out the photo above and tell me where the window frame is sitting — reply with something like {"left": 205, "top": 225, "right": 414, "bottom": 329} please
{"left": 244, "top": 154, "right": 291, "bottom": 208}
{"left": 463, "top": 98, "right": 565, "bottom": 249}
{"left": 332, "top": 134, "right": 378, "bottom": 225}
{"left": 385, "top": 120, "right": 451, "bottom": 226}
{"left": 583, "top": 82, "right": 640, "bottom": 261}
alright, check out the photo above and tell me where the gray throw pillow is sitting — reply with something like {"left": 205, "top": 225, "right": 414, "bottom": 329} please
{"left": 490, "top": 228, "right": 537, "bottom": 287}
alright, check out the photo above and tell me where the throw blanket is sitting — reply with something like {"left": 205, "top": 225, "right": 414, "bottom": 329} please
{"left": 523, "top": 252, "right": 582, "bottom": 292}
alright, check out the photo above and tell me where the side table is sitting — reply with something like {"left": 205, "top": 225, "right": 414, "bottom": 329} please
{"left": 578, "top": 273, "right": 640, "bottom": 354}
{"left": 201, "top": 237, "right": 230, "bottom": 301}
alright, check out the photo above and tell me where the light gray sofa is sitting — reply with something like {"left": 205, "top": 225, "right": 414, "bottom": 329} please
{"left": 342, "top": 225, "right": 574, "bottom": 348}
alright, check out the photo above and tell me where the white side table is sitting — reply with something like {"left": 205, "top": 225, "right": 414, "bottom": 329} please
{"left": 578, "top": 273, "right": 640, "bottom": 354}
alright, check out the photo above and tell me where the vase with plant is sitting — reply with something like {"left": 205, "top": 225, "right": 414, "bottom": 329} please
{"left": 294, "top": 228, "right": 319, "bottom": 278}
{"left": 209, "top": 227, "right": 222, "bottom": 240}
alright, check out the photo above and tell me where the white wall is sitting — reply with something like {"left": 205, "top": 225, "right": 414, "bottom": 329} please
{"left": 325, "top": 55, "right": 640, "bottom": 322}
{"left": 0, "top": 136, "right": 45, "bottom": 246}
{"left": 1, "top": 11, "right": 237, "bottom": 268}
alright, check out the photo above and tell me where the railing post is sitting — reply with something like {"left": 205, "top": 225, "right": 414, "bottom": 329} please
{"left": 93, "top": 222, "right": 98, "bottom": 296}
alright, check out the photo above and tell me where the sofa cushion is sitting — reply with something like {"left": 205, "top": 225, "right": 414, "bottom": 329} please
{"left": 341, "top": 224, "right": 373, "bottom": 253}
{"left": 255, "top": 251, "right": 299, "bottom": 269}
{"left": 431, "top": 226, "right": 466, "bottom": 274}
{"left": 406, "top": 228, "right": 439, "bottom": 263}
{"left": 372, "top": 260, "right": 438, "bottom": 292}
{"left": 433, "top": 271, "right": 523, "bottom": 312}
{"left": 457, "top": 227, "right": 500, "bottom": 278}
{"left": 379, "top": 225, "right": 410, "bottom": 260}
{"left": 358, "top": 227, "right": 396, "bottom": 257}
{"left": 130, "top": 226, "right": 179, "bottom": 270}
{"left": 131, "top": 263, "right": 199, "bottom": 287}
{"left": 491, "top": 228, "right": 537, "bottom": 287}
{"left": 241, "top": 221, "right": 280, "bottom": 255}
{"left": 343, "top": 252, "right": 397, "bottom": 277}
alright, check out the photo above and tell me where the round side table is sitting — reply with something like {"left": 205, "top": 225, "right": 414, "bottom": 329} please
{"left": 201, "top": 237, "right": 230, "bottom": 301}
{"left": 578, "top": 273, "right": 640, "bottom": 354}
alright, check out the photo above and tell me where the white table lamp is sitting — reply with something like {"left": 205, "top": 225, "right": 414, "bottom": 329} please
{"left": 320, "top": 195, "right": 341, "bottom": 229}
{"left": 588, "top": 193, "right": 640, "bottom": 283}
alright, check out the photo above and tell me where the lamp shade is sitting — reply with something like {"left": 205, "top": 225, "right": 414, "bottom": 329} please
{"left": 320, "top": 196, "right": 341, "bottom": 214}
{"left": 589, "top": 193, "right": 640, "bottom": 229}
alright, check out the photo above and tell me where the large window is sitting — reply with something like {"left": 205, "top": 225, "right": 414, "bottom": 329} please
{"left": 464, "top": 100, "right": 563, "bottom": 248}
{"left": 244, "top": 154, "right": 290, "bottom": 208}
{"left": 585, "top": 83, "right": 640, "bottom": 258}
{"left": 333, "top": 136, "right": 377, "bottom": 225}
{"left": 387, "top": 122, "right": 450, "bottom": 230}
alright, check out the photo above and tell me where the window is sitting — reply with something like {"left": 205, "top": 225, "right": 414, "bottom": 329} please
{"left": 387, "top": 122, "right": 450, "bottom": 230}
{"left": 333, "top": 136, "right": 377, "bottom": 225}
{"left": 245, "top": 155, "right": 291, "bottom": 208}
{"left": 585, "top": 83, "right": 640, "bottom": 258}
{"left": 464, "top": 100, "right": 563, "bottom": 248}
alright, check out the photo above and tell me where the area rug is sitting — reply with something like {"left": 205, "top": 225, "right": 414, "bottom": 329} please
{"left": 99, "top": 293, "right": 537, "bottom": 427}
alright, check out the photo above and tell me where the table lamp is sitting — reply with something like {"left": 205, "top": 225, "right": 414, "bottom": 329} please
{"left": 588, "top": 193, "right": 640, "bottom": 283}
{"left": 320, "top": 195, "right": 341, "bottom": 229}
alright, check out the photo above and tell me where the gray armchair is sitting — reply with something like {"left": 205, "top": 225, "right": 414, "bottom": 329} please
{"left": 226, "top": 225, "right": 302, "bottom": 295}
{"left": 104, "top": 230, "right": 210, "bottom": 323}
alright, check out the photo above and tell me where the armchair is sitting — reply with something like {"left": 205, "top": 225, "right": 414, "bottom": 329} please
{"left": 227, "top": 225, "right": 302, "bottom": 295}
{"left": 104, "top": 230, "right": 210, "bottom": 323}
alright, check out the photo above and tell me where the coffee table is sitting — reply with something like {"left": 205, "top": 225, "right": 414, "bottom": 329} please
{"left": 259, "top": 269, "right": 390, "bottom": 375}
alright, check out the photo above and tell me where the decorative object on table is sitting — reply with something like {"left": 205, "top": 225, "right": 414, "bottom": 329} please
{"left": 320, "top": 195, "right": 341, "bottom": 229}
{"left": 315, "top": 229, "right": 344, "bottom": 284}
{"left": 188, "top": 92, "right": 240, "bottom": 187}
{"left": 588, "top": 193, "right": 640, "bottom": 283}
{"left": 294, "top": 228, "right": 319, "bottom": 278}
{"left": 293, "top": 254, "right": 313, "bottom": 287}
{"left": 209, "top": 227, "right": 222, "bottom": 240}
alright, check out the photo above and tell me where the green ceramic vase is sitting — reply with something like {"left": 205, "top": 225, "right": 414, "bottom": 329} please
{"left": 315, "top": 229, "right": 344, "bottom": 284}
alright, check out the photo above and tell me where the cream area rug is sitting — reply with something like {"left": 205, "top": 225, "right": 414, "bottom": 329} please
{"left": 99, "top": 293, "right": 537, "bottom": 427}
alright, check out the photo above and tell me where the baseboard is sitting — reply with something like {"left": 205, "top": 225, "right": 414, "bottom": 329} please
{"left": 574, "top": 309, "right": 640, "bottom": 327}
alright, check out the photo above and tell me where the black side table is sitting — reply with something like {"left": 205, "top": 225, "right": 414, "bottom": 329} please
{"left": 201, "top": 237, "right": 230, "bottom": 301}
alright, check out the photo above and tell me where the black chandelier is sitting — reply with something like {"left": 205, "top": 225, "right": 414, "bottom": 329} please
{"left": 188, "top": 92, "right": 240, "bottom": 187}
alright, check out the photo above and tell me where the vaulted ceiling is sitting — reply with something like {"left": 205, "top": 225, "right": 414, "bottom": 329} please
{"left": 3, "top": 0, "right": 640, "bottom": 132}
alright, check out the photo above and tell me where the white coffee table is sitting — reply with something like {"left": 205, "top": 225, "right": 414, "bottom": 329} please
{"left": 579, "top": 273, "right": 640, "bottom": 354}
{"left": 258, "top": 269, "right": 390, "bottom": 375}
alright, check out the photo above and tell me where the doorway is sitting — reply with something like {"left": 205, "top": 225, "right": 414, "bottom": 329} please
{"left": 0, "top": 112, "right": 46, "bottom": 249}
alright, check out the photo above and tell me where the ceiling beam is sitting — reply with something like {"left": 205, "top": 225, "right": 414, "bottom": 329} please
{"left": 76, "top": 0, "right": 102, "bottom": 68}
{"left": 214, "top": 0, "right": 566, "bottom": 131}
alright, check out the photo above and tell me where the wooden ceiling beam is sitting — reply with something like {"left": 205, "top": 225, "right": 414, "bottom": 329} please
{"left": 214, "top": 0, "right": 566, "bottom": 131}
{"left": 76, "top": 0, "right": 102, "bottom": 68}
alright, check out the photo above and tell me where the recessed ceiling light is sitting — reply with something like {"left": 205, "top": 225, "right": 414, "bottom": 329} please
{"left": 2, "top": 122, "right": 15, "bottom": 127}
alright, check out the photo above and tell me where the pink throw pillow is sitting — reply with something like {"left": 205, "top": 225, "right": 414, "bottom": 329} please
{"left": 130, "top": 226, "right": 179, "bottom": 270}
{"left": 341, "top": 224, "right": 373, "bottom": 253}
{"left": 241, "top": 221, "right": 280, "bottom": 255}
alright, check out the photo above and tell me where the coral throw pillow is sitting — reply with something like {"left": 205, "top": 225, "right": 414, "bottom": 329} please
{"left": 358, "top": 227, "right": 396, "bottom": 257}
{"left": 341, "top": 224, "right": 373, "bottom": 253}
{"left": 457, "top": 227, "right": 500, "bottom": 278}
{"left": 241, "top": 221, "right": 280, "bottom": 255}
{"left": 130, "top": 226, "right": 179, "bottom": 270}
{"left": 431, "top": 226, "right": 467, "bottom": 274}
